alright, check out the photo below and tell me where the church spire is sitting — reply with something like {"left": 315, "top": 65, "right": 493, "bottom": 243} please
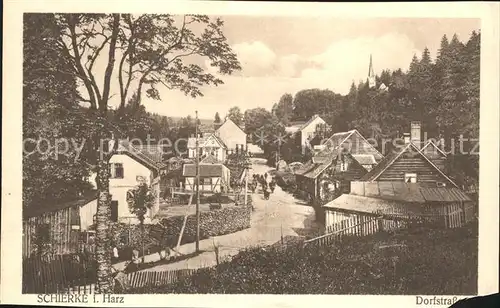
{"left": 367, "top": 54, "right": 376, "bottom": 88}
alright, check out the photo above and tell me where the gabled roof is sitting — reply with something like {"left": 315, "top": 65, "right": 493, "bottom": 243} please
{"left": 117, "top": 141, "right": 168, "bottom": 170}
{"left": 187, "top": 133, "right": 227, "bottom": 149}
{"left": 318, "top": 129, "right": 383, "bottom": 161}
{"left": 182, "top": 163, "right": 226, "bottom": 177}
{"left": 359, "top": 142, "right": 458, "bottom": 187}
{"left": 24, "top": 191, "right": 98, "bottom": 219}
{"left": 216, "top": 118, "right": 245, "bottom": 134}
{"left": 131, "top": 144, "right": 165, "bottom": 163}
{"left": 298, "top": 114, "right": 326, "bottom": 131}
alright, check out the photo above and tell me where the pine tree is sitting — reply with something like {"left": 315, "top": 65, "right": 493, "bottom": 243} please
{"left": 437, "top": 33, "right": 468, "bottom": 140}
{"left": 214, "top": 112, "right": 221, "bottom": 123}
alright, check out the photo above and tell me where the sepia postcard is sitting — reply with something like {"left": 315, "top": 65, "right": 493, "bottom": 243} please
{"left": 2, "top": 1, "right": 499, "bottom": 307}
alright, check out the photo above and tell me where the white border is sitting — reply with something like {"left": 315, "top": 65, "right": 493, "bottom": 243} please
{"left": 2, "top": 1, "right": 499, "bottom": 307}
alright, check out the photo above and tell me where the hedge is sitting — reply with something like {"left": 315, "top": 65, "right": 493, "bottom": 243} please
{"left": 130, "top": 222, "right": 478, "bottom": 295}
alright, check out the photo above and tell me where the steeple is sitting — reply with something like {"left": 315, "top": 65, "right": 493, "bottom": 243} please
{"left": 367, "top": 54, "right": 376, "bottom": 88}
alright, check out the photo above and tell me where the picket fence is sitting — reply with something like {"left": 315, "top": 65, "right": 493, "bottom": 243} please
{"left": 126, "top": 269, "right": 197, "bottom": 289}
{"left": 23, "top": 250, "right": 201, "bottom": 293}
{"left": 304, "top": 216, "right": 380, "bottom": 247}
{"left": 22, "top": 253, "right": 96, "bottom": 294}
{"left": 304, "top": 212, "right": 443, "bottom": 247}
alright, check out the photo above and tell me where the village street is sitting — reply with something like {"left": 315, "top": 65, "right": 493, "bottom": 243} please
{"left": 132, "top": 158, "right": 321, "bottom": 272}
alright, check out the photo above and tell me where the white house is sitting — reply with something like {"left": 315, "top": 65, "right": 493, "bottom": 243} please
{"left": 87, "top": 140, "right": 167, "bottom": 226}
{"left": 299, "top": 115, "right": 328, "bottom": 148}
{"left": 285, "top": 115, "right": 328, "bottom": 151}
{"left": 187, "top": 133, "right": 227, "bottom": 162}
{"left": 214, "top": 118, "right": 247, "bottom": 153}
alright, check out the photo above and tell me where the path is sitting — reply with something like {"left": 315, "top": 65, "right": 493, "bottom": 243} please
{"left": 116, "top": 158, "right": 322, "bottom": 272}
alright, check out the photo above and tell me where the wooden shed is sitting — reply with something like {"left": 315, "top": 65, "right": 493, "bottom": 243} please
{"left": 22, "top": 192, "right": 97, "bottom": 258}
{"left": 324, "top": 181, "right": 474, "bottom": 230}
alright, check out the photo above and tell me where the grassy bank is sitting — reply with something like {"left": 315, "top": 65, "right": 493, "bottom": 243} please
{"left": 130, "top": 222, "right": 478, "bottom": 295}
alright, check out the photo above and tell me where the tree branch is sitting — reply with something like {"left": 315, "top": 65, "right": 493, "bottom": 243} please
{"left": 66, "top": 15, "right": 98, "bottom": 110}
{"left": 99, "top": 14, "right": 121, "bottom": 111}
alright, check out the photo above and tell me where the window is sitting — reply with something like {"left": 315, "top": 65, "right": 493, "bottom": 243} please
{"left": 340, "top": 160, "right": 347, "bottom": 172}
{"left": 404, "top": 173, "right": 417, "bottom": 183}
{"left": 203, "top": 178, "right": 212, "bottom": 185}
{"left": 110, "top": 163, "right": 124, "bottom": 179}
{"left": 437, "top": 182, "right": 446, "bottom": 187}
{"left": 111, "top": 201, "right": 118, "bottom": 222}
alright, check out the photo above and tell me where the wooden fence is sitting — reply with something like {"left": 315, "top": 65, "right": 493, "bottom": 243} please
{"left": 305, "top": 216, "right": 380, "bottom": 247}
{"left": 126, "top": 269, "right": 197, "bottom": 290}
{"left": 23, "top": 251, "right": 201, "bottom": 293}
{"left": 304, "top": 212, "right": 446, "bottom": 247}
{"left": 22, "top": 253, "right": 96, "bottom": 294}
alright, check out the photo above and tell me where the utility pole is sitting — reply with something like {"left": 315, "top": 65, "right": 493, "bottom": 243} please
{"left": 195, "top": 111, "right": 200, "bottom": 252}
{"left": 244, "top": 162, "right": 249, "bottom": 206}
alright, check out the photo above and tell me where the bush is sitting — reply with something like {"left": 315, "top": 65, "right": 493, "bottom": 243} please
{"left": 130, "top": 223, "right": 478, "bottom": 295}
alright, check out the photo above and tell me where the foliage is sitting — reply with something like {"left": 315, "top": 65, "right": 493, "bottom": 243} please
{"left": 253, "top": 31, "right": 479, "bottom": 182}
{"left": 227, "top": 106, "right": 245, "bottom": 127}
{"left": 214, "top": 112, "right": 221, "bottom": 123}
{"left": 34, "top": 13, "right": 241, "bottom": 292}
{"left": 271, "top": 93, "right": 294, "bottom": 125}
{"left": 243, "top": 107, "right": 273, "bottom": 137}
{"left": 225, "top": 151, "right": 251, "bottom": 188}
{"left": 131, "top": 223, "right": 478, "bottom": 294}
{"left": 23, "top": 14, "right": 93, "bottom": 208}
{"left": 126, "top": 183, "right": 155, "bottom": 224}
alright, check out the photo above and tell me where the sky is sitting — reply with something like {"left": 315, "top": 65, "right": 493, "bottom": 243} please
{"left": 92, "top": 17, "right": 480, "bottom": 120}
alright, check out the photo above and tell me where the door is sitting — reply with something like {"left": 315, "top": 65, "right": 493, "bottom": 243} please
{"left": 111, "top": 201, "right": 119, "bottom": 223}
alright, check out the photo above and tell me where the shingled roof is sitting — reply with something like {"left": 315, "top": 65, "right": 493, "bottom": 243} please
{"left": 359, "top": 142, "right": 458, "bottom": 187}
{"left": 349, "top": 181, "right": 471, "bottom": 203}
{"left": 117, "top": 141, "right": 168, "bottom": 170}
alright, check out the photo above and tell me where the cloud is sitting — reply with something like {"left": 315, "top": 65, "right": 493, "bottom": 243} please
{"left": 82, "top": 32, "right": 422, "bottom": 119}
{"left": 300, "top": 32, "right": 421, "bottom": 94}
{"left": 231, "top": 41, "right": 277, "bottom": 77}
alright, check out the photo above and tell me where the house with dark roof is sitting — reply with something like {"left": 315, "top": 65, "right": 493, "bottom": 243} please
{"left": 294, "top": 128, "right": 383, "bottom": 203}
{"left": 295, "top": 151, "right": 369, "bottom": 204}
{"left": 323, "top": 181, "right": 474, "bottom": 229}
{"left": 321, "top": 122, "right": 475, "bottom": 231}
{"left": 181, "top": 163, "right": 230, "bottom": 193}
{"left": 23, "top": 191, "right": 98, "bottom": 258}
{"left": 359, "top": 141, "right": 457, "bottom": 187}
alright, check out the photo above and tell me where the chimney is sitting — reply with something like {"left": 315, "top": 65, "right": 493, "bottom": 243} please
{"left": 411, "top": 121, "right": 421, "bottom": 149}
{"left": 403, "top": 133, "right": 411, "bottom": 145}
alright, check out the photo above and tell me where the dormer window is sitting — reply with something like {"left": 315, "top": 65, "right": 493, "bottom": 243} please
{"left": 404, "top": 173, "right": 417, "bottom": 183}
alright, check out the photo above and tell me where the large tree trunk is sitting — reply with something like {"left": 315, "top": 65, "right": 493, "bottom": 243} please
{"left": 95, "top": 139, "right": 113, "bottom": 293}
{"left": 95, "top": 157, "right": 113, "bottom": 292}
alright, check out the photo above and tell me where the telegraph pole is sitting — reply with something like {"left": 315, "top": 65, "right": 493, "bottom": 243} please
{"left": 195, "top": 111, "right": 200, "bottom": 252}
